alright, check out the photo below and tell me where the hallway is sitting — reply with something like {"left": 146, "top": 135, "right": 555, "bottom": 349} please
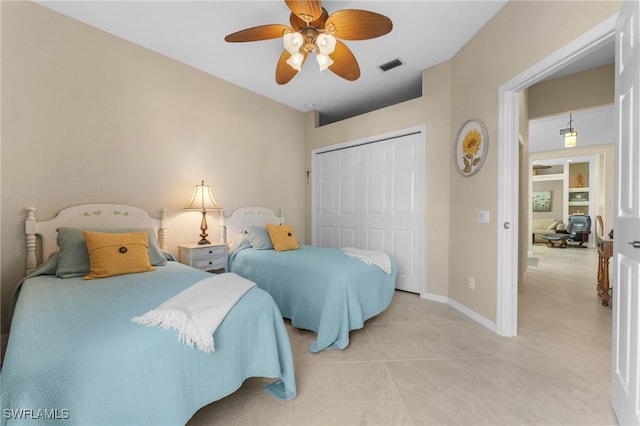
{"left": 521, "top": 244, "right": 612, "bottom": 392}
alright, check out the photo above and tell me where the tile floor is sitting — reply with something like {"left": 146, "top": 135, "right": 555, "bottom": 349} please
{"left": 188, "top": 245, "right": 616, "bottom": 425}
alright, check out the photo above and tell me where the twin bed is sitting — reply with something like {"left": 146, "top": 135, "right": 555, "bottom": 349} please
{"left": 2, "top": 204, "right": 396, "bottom": 425}
{"left": 224, "top": 206, "right": 397, "bottom": 353}
{"left": 1, "top": 204, "right": 296, "bottom": 426}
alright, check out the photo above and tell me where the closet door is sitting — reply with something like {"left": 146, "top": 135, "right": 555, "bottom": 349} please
{"left": 316, "top": 147, "right": 361, "bottom": 248}
{"left": 362, "top": 141, "right": 388, "bottom": 251}
{"left": 388, "top": 133, "right": 423, "bottom": 293}
{"left": 314, "top": 131, "right": 423, "bottom": 293}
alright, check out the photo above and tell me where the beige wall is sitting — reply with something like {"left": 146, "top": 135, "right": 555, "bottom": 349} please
{"left": 0, "top": 2, "right": 305, "bottom": 334}
{"left": 532, "top": 180, "right": 564, "bottom": 220}
{"left": 528, "top": 64, "right": 615, "bottom": 119}
{"left": 447, "top": 0, "right": 619, "bottom": 322}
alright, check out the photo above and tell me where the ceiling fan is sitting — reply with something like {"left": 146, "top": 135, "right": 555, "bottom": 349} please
{"left": 224, "top": 0, "right": 393, "bottom": 85}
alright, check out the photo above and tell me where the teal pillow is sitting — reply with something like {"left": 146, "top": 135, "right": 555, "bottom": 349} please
{"left": 56, "top": 227, "right": 166, "bottom": 278}
{"left": 243, "top": 226, "right": 274, "bottom": 250}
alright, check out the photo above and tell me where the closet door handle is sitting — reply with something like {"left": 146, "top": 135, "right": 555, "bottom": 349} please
{"left": 629, "top": 241, "right": 640, "bottom": 248}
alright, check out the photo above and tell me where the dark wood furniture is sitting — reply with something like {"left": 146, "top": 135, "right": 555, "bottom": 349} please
{"left": 595, "top": 215, "right": 612, "bottom": 306}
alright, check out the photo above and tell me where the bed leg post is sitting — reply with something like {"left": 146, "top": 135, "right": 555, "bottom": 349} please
{"left": 159, "top": 208, "right": 168, "bottom": 251}
{"left": 219, "top": 210, "right": 226, "bottom": 243}
{"left": 25, "top": 207, "right": 37, "bottom": 276}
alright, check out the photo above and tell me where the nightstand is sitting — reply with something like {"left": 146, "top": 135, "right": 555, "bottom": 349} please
{"left": 178, "top": 243, "right": 228, "bottom": 273}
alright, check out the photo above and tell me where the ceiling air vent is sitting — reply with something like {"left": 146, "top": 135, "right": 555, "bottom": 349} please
{"left": 379, "top": 58, "right": 404, "bottom": 72}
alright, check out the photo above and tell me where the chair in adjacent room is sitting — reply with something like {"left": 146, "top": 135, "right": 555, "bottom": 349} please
{"left": 564, "top": 214, "right": 592, "bottom": 246}
{"left": 542, "top": 215, "right": 592, "bottom": 248}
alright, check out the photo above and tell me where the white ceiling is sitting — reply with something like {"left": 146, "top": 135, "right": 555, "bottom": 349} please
{"left": 34, "top": 1, "right": 615, "bottom": 126}
{"left": 35, "top": 0, "right": 509, "bottom": 124}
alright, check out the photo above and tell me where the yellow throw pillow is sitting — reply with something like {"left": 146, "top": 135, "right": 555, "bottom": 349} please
{"left": 266, "top": 223, "right": 300, "bottom": 252}
{"left": 83, "top": 230, "right": 155, "bottom": 280}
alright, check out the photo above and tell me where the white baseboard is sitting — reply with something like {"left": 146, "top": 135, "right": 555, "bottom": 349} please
{"left": 448, "top": 298, "right": 497, "bottom": 333}
{"left": 421, "top": 292, "right": 448, "bottom": 304}
{"left": 421, "top": 292, "right": 498, "bottom": 334}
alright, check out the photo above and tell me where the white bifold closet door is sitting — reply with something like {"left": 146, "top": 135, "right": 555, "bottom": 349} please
{"left": 314, "top": 131, "right": 424, "bottom": 293}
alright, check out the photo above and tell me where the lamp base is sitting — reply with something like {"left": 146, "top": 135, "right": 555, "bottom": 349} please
{"left": 197, "top": 210, "right": 210, "bottom": 245}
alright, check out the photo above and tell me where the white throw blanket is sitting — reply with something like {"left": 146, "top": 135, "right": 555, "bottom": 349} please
{"left": 341, "top": 247, "right": 392, "bottom": 275}
{"left": 132, "top": 273, "right": 255, "bottom": 353}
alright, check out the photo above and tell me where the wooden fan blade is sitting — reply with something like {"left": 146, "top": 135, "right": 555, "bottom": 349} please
{"left": 276, "top": 50, "right": 307, "bottom": 85}
{"left": 325, "top": 10, "right": 393, "bottom": 40}
{"left": 290, "top": 8, "right": 328, "bottom": 31}
{"left": 285, "top": 0, "right": 323, "bottom": 23}
{"left": 328, "top": 41, "right": 360, "bottom": 81}
{"left": 225, "top": 24, "right": 292, "bottom": 42}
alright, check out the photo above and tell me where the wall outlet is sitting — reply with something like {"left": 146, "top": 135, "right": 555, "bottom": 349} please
{"left": 468, "top": 276, "right": 475, "bottom": 290}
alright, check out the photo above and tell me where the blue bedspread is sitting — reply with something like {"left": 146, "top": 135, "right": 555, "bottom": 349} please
{"left": 229, "top": 245, "right": 396, "bottom": 353}
{"left": 1, "top": 259, "right": 296, "bottom": 425}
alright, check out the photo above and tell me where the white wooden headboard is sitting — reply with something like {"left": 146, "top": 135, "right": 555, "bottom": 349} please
{"left": 26, "top": 204, "right": 167, "bottom": 275}
{"left": 223, "top": 206, "right": 285, "bottom": 245}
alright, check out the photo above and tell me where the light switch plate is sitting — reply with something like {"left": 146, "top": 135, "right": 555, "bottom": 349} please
{"left": 479, "top": 210, "right": 490, "bottom": 223}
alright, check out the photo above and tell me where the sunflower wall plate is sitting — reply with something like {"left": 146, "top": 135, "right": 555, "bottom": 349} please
{"left": 455, "top": 119, "right": 488, "bottom": 176}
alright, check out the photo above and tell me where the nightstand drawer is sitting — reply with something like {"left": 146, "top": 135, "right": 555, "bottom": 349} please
{"left": 193, "top": 257, "right": 226, "bottom": 270}
{"left": 192, "top": 246, "right": 226, "bottom": 261}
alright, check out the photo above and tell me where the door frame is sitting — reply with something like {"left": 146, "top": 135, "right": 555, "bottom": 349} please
{"left": 496, "top": 15, "right": 617, "bottom": 336}
{"left": 310, "top": 125, "right": 426, "bottom": 295}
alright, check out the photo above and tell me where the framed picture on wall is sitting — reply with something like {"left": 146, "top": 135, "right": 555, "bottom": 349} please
{"left": 455, "top": 119, "right": 488, "bottom": 176}
{"left": 532, "top": 190, "right": 552, "bottom": 212}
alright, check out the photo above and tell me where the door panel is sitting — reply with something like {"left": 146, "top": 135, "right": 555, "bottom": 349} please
{"left": 612, "top": 1, "right": 640, "bottom": 423}
{"left": 389, "top": 133, "right": 422, "bottom": 292}
{"left": 318, "top": 226, "right": 336, "bottom": 248}
{"left": 392, "top": 229, "right": 416, "bottom": 291}
{"left": 392, "top": 169, "right": 415, "bottom": 215}
{"left": 316, "top": 152, "right": 338, "bottom": 247}
{"left": 340, "top": 174, "right": 357, "bottom": 215}
{"left": 339, "top": 226, "right": 356, "bottom": 249}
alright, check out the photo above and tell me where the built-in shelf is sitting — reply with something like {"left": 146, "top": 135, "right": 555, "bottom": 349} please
{"left": 532, "top": 172, "right": 564, "bottom": 182}
{"left": 568, "top": 187, "right": 589, "bottom": 206}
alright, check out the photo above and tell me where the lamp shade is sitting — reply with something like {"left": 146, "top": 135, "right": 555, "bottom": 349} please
{"left": 286, "top": 52, "right": 304, "bottom": 71}
{"left": 316, "top": 53, "right": 334, "bottom": 71}
{"left": 283, "top": 32, "right": 303, "bottom": 54}
{"left": 185, "top": 180, "right": 218, "bottom": 211}
{"left": 316, "top": 33, "right": 336, "bottom": 55}
{"left": 564, "top": 131, "right": 577, "bottom": 148}
{"left": 560, "top": 113, "right": 577, "bottom": 148}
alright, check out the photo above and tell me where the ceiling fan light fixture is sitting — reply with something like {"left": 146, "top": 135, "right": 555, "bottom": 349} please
{"left": 316, "top": 53, "right": 334, "bottom": 71}
{"left": 286, "top": 52, "right": 304, "bottom": 71}
{"left": 225, "top": 0, "right": 392, "bottom": 84}
{"left": 316, "top": 33, "right": 336, "bottom": 55}
{"left": 283, "top": 32, "right": 303, "bottom": 54}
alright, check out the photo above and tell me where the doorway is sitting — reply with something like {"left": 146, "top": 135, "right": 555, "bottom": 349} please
{"left": 496, "top": 16, "right": 617, "bottom": 337}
